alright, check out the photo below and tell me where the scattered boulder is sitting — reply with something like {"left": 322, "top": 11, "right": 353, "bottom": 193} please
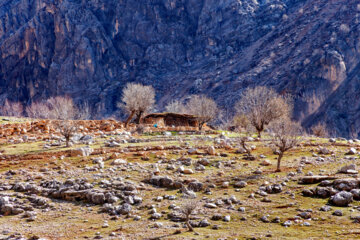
{"left": 299, "top": 176, "right": 337, "bottom": 184}
{"left": 298, "top": 212, "right": 311, "bottom": 219}
{"left": 223, "top": 215, "right": 231, "bottom": 222}
{"left": 332, "top": 210, "right": 343, "bottom": 216}
{"left": 151, "top": 213, "right": 162, "bottom": 219}
{"left": 111, "top": 159, "right": 128, "bottom": 165}
{"left": 260, "top": 215, "right": 270, "bottom": 223}
{"left": 198, "top": 158, "right": 210, "bottom": 166}
{"left": 333, "top": 179, "right": 360, "bottom": 191}
{"left": 338, "top": 164, "right": 358, "bottom": 174}
{"left": 234, "top": 181, "right": 247, "bottom": 188}
{"left": 182, "top": 169, "right": 194, "bottom": 174}
{"left": 261, "top": 184, "right": 283, "bottom": 194}
{"left": 329, "top": 191, "right": 353, "bottom": 207}
{"left": 204, "top": 203, "right": 217, "bottom": 209}
{"left": 199, "top": 219, "right": 211, "bottom": 227}
{"left": 211, "top": 214, "right": 223, "bottom": 221}
{"left": 351, "top": 189, "right": 360, "bottom": 200}
{"left": 315, "top": 187, "right": 332, "bottom": 198}
{"left": 260, "top": 160, "right": 271, "bottom": 166}
{"left": 347, "top": 148, "right": 357, "bottom": 155}
{"left": 70, "top": 147, "right": 93, "bottom": 157}
{"left": 90, "top": 192, "right": 106, "bottom": 205}
{"left": 207, "top": 146, "right": 216, "bottom": 155}
{"left": 105, "top": 141, "right": 121, "bottom": 147}
{"left": 318, "top": 147, "right": 331, "bottom": 155}
{"left": 187, "top": 181, "right": 204, "bottom": 192}
{"left": 147, "top": 176, "right": 174, "bottom": 189}
{"left": 320, "top": 206, "right": 332, "bottom": 212}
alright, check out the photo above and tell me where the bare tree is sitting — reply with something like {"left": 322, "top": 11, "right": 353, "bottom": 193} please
{"left": 26, "top": 101, "right": 51, "bottom": 119}
{"left": 186, "top": 95, "right": 218, "bottom": 130}
{"left": 165, "top": 100, "right": 186, "bottom": 113}
{"left": 179, "top": 200, "right": 198, "bottom": 232}
{"left": 216, "top": 108, "right": 234, "bottom": 130}
{"left": 270, "top": 118, "right": 302, "bottom": 172}
{"left": 233, "top": 114, "right": 253, "bottom": 134}
{"left": 235, "top": 86, "right": 291, "bottom": 138}
{"left": 55, "top": 120, "right": 78, "bottom": 147}
{"left": 0, "top": 99, "right": 24, "bottom": 117}
{"left": 311, "top": 122, "right": 328, "bottom": 138}
{"left": 27, "top": 97, "right": 90, "bottom": 121}
{"left": 46, "top": 97, "right": 82, "bottom": 147}
{"left": 118, "top": 83, "right": 156, "bottom": 127}
{"left": 239, "top": 137, "right": 255, "bottom": 160}
{"left": 27, "top": 96, "right": 84, "bottom": 147}
{"left": 47, "top": 96, "right": 78, "bottom": 120}
{"left": 349, "top": 124, "right": 358, "bottom": 140}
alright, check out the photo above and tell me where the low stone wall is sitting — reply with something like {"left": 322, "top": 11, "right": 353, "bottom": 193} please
{"left": 0, "top": 119, "right": 124, "bottom": 137}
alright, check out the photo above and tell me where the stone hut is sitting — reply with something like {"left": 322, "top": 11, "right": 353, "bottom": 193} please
{"left": 142, "top": 113, "right": 199, "bottom": 127}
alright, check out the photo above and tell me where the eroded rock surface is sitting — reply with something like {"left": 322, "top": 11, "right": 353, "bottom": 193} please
{"left": 0, "top": 0, "right": 360, "bottom": 136}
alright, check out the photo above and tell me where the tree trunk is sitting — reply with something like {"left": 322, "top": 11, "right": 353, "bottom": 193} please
{"left": 65, "top": 136, "right": 70, "bottom": 148}
{"left": 256, "top": 125, "right": 264, "bottom": 138}
{"left": 198, "top": 122, "right": 203, "bottom": 131}
{"left": 135, "top": 111, "right": 143, "bottom": 124}
{"left": 125, "top": 110, "right": 135, "bottom": 127}
{"left": 276, "top": 152, "right": 283, "bottom": 172}
{"left": 186, "top": 218, "right": 193, "bottom": 232}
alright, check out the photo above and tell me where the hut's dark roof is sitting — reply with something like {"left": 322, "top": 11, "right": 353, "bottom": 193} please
{"left": 143, "top": 113, "right": 198, "bottom": 119}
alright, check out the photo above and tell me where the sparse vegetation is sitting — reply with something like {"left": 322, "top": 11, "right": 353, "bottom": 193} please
{"left": 311, "top": 122, "right": 328, "bottom": 138}
{"left": 165, "top": 100, "right": 186, "bottom": 114}
{"left": 3, "top": 0, "right": 360, "bottom": 238}
{"left": 118, "top": 83, "right": 156, "bottom": 127}
{"left": 2, "top": 83, "right": 359, "bottom": 240}
{"left": 232, "top": 114, "right": 252, "bottom": 134}
{"left": 55, "top": 120, "right": 78, "bottom": 147}
{"left": 235, "top": 86, "right": 291, "bottom": 138}
{"left": 239, "top": 136, "right": 255, "bottom": 160}
{"left": 1, "top": 115, "right": 360, "bottom": 240}
{"left": 26, "top": 96, "right": 89, "bottom": 120}
{"left": 46, "top": 96, "right": 78, "bottom": 120}
{"left": 26, "top": 101, "right": 51, "bottom": 119}
{"left": 270, "top": 118, "right": 303, "bottom": 172}
{"left": 179, "top": 200, "right": 198, "bottom": 232}
{"left": 186, "top": 95, "right": 218, "bottom": 130}
{"left": 0, "top": 99, "right": 24, "bottom": 117}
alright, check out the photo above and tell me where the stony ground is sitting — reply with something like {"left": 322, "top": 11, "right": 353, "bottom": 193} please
{"left": 1, "top": 119, "right": 360, "bottom": 239}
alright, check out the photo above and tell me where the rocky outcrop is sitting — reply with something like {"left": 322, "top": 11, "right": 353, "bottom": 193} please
{"left": 1, "top": 0, "right": 360, "bottom": 137}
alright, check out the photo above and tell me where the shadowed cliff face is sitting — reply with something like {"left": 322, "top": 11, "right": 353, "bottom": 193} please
{"left": 0, "top": 0, "right": 360, "bottom": 137}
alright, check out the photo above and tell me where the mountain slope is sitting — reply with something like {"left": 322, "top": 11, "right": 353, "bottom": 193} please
{"left": 0, "top": 0, "right": 359, "bottom": 137}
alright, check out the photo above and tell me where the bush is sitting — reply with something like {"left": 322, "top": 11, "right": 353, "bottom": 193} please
{"left": 311, "top": 122, "right": 328, "bottom": 138}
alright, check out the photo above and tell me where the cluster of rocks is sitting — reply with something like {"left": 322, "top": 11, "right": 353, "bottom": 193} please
{"left": 146, "top": 176, "right": 207, "bottom": 194}
{"left": 0, "top": 196, "right": 25, "bottom": 216}
{"left": 0, "top": 194, "right": 49, "bottom": 221}
{"left": 259, "top": 184, "right": 283, "bottom": 194}
{"left": 203, "top": 195, "right": 241, "bottom": 209}
{"left": 302, "top": 178, "right": 360, "bottom": 206}
{"left": 72, "top": 134, "right": 95, "bottom": 145}
{"left": 146, "top": 176, "right": 184, "bottom": 190}
{"left": 43, "top": 134, "right": 96, "bottom": 148}
{"left": 5, "top": 177, "right": 143, "bottom": 215}
{"left": 100, "top": 203, "right": 133, "bottom": 216}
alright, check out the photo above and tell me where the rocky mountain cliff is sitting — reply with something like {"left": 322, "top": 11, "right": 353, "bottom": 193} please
{"left": 0, "top": 0, "right": 360, "bottom": 137}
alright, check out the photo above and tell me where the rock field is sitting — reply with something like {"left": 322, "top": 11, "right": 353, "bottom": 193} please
{"left": 1, "top": 118, "right": 360, "bottom": 239}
